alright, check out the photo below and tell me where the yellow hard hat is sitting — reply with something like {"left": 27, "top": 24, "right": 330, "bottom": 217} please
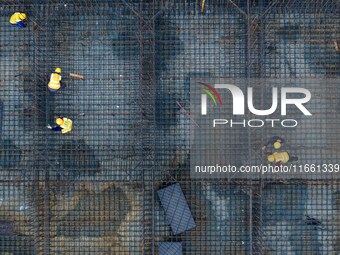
{"left": 267, "top": 155, "right": 275, "bottom": 162}
{"left": 274, "top": 141, "right": 282, "bottom": 149}
{"left": 19, "top": 13, "right": 26, "bottom": 20}
{"left": 55, "top": 67, "right": 61, "bottom": 74}
{"left": 56, "top": 118, "right": 64, "bottom": 125}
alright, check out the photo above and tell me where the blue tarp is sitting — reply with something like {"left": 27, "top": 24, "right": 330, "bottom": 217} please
{"left": 157, "top": 183, "right": 196, "bottom": 235}
{"left": 159, "top": 242, "right": 182, "bottom": 255}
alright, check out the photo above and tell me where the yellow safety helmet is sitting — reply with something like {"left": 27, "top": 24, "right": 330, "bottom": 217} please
{"left": 55, "top": 67, "right": 61, "bottom": 74}
{"left": 19, "top": 13, "right": 26, "bottom": 20}
{"left": 56, "top": 118, "right": 64, "bottom": 125}
{"left": 273, "top": 141, "right": 282, "bottom": 149}
{"left": 267, "top": 155, "right": 275, "bottom": 162}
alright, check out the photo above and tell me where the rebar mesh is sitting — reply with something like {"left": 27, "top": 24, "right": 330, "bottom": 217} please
{"left": 0, "top": 0, "right": 339, "bottom": 254}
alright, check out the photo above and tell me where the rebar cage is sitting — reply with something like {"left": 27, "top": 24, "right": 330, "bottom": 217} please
{"left": 0, "top": 0, "right": 339, "bottom": 254}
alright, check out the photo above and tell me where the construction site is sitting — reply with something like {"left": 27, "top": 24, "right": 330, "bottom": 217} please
{"left": 0, "top": 0, "right": 339, "bottom": 254}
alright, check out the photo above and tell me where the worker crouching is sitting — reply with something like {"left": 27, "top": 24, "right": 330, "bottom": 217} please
{"left": 10, "top": 12, "right": 27, "bottom": 28}
{"left": 48, "top": 68, "right": 63, "bottom": 92}
{"left": 47, "top": 118, "right": 73, "bottom": 134}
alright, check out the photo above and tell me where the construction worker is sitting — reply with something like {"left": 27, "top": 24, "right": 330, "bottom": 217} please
{"left": 9, "top": 12, "right": 27, "bottom": 28}
{"left": 262, "top": 136, "right": 285, "bottom": 150}
{"left": 267, "top": 152, "right": 298, "bottom": 165}
{"left": 48, "top": 68, "right": 63, "bottom": 92}
{"left": 47, "top": 118, "right": 72, "bottom": 134}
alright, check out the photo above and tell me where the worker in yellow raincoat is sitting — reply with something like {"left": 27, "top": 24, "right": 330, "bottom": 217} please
{"left": 9, "top": 12, "right": 27, "bottom": 28}
{"left": 47, "top": 118, "right": 73, "bottom": 134}
{"left": 48, "top": 68, "right": 63, "bottom": 92}
{"left": 267, "top": 152, "right": 298, "bottom": 165}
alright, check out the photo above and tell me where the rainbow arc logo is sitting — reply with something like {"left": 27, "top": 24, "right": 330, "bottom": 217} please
{"left": 198, "top": 82, "right": 223, "bottom": 106}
